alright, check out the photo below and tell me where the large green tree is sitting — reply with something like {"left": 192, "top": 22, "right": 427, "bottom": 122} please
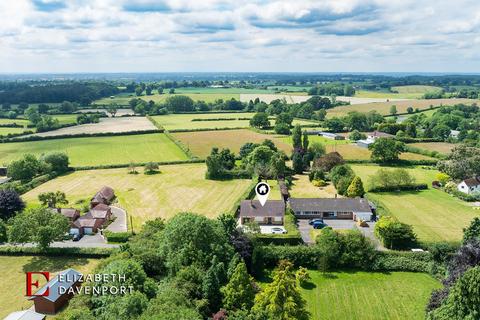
{"left": 249, "top": 112, "right": 270, "bottom": 129}
{"left": 369, "top": 138, "right": 405, "bottom": 163}
{"left": 221, "top": 261, "right": 256, "bottom": 311}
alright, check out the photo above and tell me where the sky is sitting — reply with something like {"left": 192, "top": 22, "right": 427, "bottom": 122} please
{"left": 1, "top": 0, "right": 480, "bottom": 73}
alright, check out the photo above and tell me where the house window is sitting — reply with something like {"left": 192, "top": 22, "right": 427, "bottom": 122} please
{"left": 242, "top": 217, "right": 251, "bottom": 224}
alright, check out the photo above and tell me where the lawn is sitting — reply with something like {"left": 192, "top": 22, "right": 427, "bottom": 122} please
{"left": 409, "top": 142, "right": 456, "bottom": 155}
{"left": 299, "top": 270, "right": 441, "bottom": 320}
{"left": 0, "top": 133, "right": 188, "bottom": 167}
{"left": 23, "top": 163, "right": 253, "bottom": 230}
{"left": 171, "top": 129, "right": 292, "bottom": 158}
{"left": 289, "top": 174, "right": 339, "bottom": 198}
{"left": 326, "top": 98, "right": 477, "bottom": 118}
{"left": 0, "top": 256, "right": 100, "bottom": 318}
{"left": 351, "top": 164, "right": 480, "bottom": 242}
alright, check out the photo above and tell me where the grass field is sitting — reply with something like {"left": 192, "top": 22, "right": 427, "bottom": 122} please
{"left": 326, "top": 98, "right": 477, "bottom": 118}
{"left": 289, "top": 174, "right": 339, "bottom": 198}
{"left": 298, "top": 270, "right": 440, "bottom": 320}
{"left": 52, "top": 114, "right": 79, "bottom": 125}
{"left": 23, "top": 164, "right": 253, "bottom": 229}
{"left": 281, "top": 136, "right": 434, "bottom": 161}
{"left": 0, "top": 256, "right": 100, "bottom": 318}
{"left": 355, "top": 86, "right": 443, "bottom": 99}
{"left": 351, "top": 164, "right": 480, "bottom": 242}
{"left": 172, "top": 129, "right": 292, "bottom": 158}
{"left": 409, "top": 142, "right": 456, "bottom": 154}
{"left": 0, "top": 118, "right": 30, "bottom": 126}
{"left": 0, "top": 133, "right": 188, "bottom": 166}
{"left": 0, "top": 127, "right": 29, "bottom": 135}
{"left": 95, "top": 92, "right": 240, "bottom": 104}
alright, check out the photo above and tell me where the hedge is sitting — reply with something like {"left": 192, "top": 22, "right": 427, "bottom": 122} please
{"left": 404, "top": 145, "right": 446, "bottom": 159}
{"left": 104, "top": 231, "right": 132, "bottom": 243}
{"left": 255, "top": 236, "right": 304, "bottom": 245}
{"left": 369, "top": 183, "right": 429, "bottom": 193}
{"left": 0, "top": 129, "right": 162, "bottom": 143}
{"left": 168, "top": 127, "right": 249, "bottom": 133}
{"left": 448, "top": 189, "right": 480, "bottom": 202}
{"left": 0, "top": 123, "right": 24, "bottom": 128}
{"left": 397, "top": 137, "right": 444, "bottom": 143}
{"left": 73, "top": 159, "right": 205, "bottom": 170}
{"left": 163, "top": 130, "right": 196, "bottom": 159}
{"left": 345, "top": 159, "right": 438, "bottom": 166}
{"left": 0, "top": 245, "right": 115, "bottom": 258}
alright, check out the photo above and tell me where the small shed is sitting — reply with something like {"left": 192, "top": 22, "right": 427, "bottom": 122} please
{"left": 4, "top": 310, "right": 45, "bottom": 320}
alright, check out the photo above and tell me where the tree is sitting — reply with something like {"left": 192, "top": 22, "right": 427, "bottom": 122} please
{"left": 221, "top": 261, "right": 255, "bottom": 311}
{"left": 292, "top": 125, "right": 302, "bottom": 149}
{"left": 24, "top": 105, "right": 41, "bottom": 124}
{"left": 374, "top": 216, "right": 417, "bottom": 249}
{"left": 312, "top": 152, "right": 344, "bottom": 172}
{"left": 349, "top": 130, "right": 367, "bottom": 141}
{"left": 435, "top": 172, "right": 451, "bottom": 185}
{"left": 0, "top": 190, "right": 25, "bottom": 220}
{"left": 367, "top": 168, "right": 416, "bottom": 191}
{"left": 252, "top": 260, "right": 308, "bottom": 320}
{"left": 41, "top": 152, "right": 69, "bottom": 174}
{"left": 346, "top": 176, "right": 365, "bottom": 198}
{"left": 308, "top": 142, "right": 326, "bottom": 159}
{"left": 38, "top": 191, "right": 68, "bottom": 208}
{"left": 107, "top": 103, "right": 118, "bottom": 117}
{"left": 407, "top": 106, "right": 414, "bottom": 114}
{"left": 269, "top": 151, "right": 287, "bottom": 178}
{"left": 463, "top": 217, "right": 480, "bottom": 243}
{"left": 315, "top": 227, "right": 342, "bottom": 269}
{"left": 165, "top": 95, "right": 194, "bottom": 112}
{"left": 324, "top": 117, "right": 345, "bottom": 132}
{"left": 135, "top": 86, "right": 143, "bottom": 96}
{"left": 302, "top": 132, "right": 309, "bottom": 151}
{"left": 292, "top": 151, "right": 304, "bottom": 174}
{"left": 369, "top": 138, "right": 405, "bottom": 163}
{"left": 239, "top": 142, "right": 260, "bottom": 158}
{"left": 249, "top": 112, "right": 270, "bottom": 129}
{"left": 343, "top": 85, "right": 355, "bottom": 96}
{"left": 203, "top": 257, "right": 226, "bottom": 313}
{"left": 390, "top": 105, "right": 397, "bottom": 115}
{"left": 158, "top": 87, "right": 164, "bottom": 95}
{"left": 144, "top": 162, "right": 159, "bottom": 175}
{"left": 437, "top": 145, "right": 480, "bottom": 180}
{"left": 432, "top": 124, "right": 451, "bottom": 141}
{"left": 9, "top": 207, "right": 69, "bottom": 249}
{"left": 274, "top": 123, "right": 290, "bottom": 134}
{"left": 7, "top": 154, "right": 44, "bottom": 182}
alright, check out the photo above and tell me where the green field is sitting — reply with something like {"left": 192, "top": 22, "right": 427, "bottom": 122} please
{"left": 0, "top": 127, "right": 29, "bottom": 135}
{"left": 355, "top": 86, "right": 443, "bottom": 99}
{"left": 351, "top": 164, "right": 480, "bottom": 242}
{"left": 0, "top": 118, "right": 30, "bottom": 126}
{"left": 299, "top": 270, "right": 440, "bottom": 320}
{"left": 151, "top": 113, "right": 318, "bottom": 131}
{"left": 52, "top": 114, "right": 79, "bottom": 125}
{"left": 0, "top": 133, "right": 188, "bottom": 167}
{"left": 392, "top": 85, "right": 443, "bottom": 94}
{"left": 23, "top": 164, "right": 253, "bottom": 229}
{"left": 0, "top": 256, "right": 100, "bottom": 318}
{"left": 409, "top": 142, "right": 456, "bottom": 155}
{"left": 95, "top": 92, "right": 240, "bottom": 105}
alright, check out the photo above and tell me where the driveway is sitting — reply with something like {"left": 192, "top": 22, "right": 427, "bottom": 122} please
{"left": 356, "top": 221, "right": 386, "bottom": 251}
{"left": 297, "top": 220, "right": 313, "bottom": 244}
{"left": 1, "top": 234, "right": 119, "bottom": 249}
{"left": 107, "top": 206, "right": 128, "bottom": 232}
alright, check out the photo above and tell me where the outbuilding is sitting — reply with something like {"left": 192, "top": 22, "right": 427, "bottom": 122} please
{"left": 4, "top": 310, "right": 45, "bottom": 320}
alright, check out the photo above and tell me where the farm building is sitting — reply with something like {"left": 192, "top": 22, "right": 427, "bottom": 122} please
{"left": 29, "top": 269, "right": 82, "bottom": 315}
{"left": 356, "top": 139, "right": 374, "bottom": 148}
{"left": 90, "top": 186, "right": 115, "bottom": 208}
{"left": 458, "top": 177, "right": 480, "bottom": 194}
{"left": 4, "top": 310, "right": 45, "bottom": 320}
{"left": 367, "top": 131, "right": 395, "bottom": 140}
{"left": 239, "top": 200, "right": 285, "bottom": 225}
{"left": 318, "top": 132, "right": 345, "bottom": 140}
{"left": 289, "top": 198, "right": 373, "bottom": 221}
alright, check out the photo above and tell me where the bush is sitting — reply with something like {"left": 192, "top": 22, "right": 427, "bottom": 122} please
{"left": 371, "top": 251, "right": 433, "bottom": 272}
{"left": 104, "top": 231, "right": 132, "bottom": 243}
{"left": 312, "top": 179, "right": 327, "bottom": 187}
{"left": 0, "top": 245, "right": 114, "bottom": 257}
{"left": 374, "top": 216, "right": 417, "bottom": 250}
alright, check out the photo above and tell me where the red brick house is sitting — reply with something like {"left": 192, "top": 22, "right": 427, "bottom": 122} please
{"left": 72, "top": 212, "right": 104, "bottom": 235}
{"left": 90, "top": 203, "right": 112, "bottom": 223}
{"left": 29, "top": 269, "right": 82, "bottom": 315}
{"left": 90, "top": 186, "right": 115, "bottom": 208}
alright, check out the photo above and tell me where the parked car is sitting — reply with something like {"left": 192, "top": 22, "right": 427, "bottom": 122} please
{"left": 271, "top": 227, "right": 287, "bottom": 234}
{"left": 309, "top": 218, "right": 324, "bottom": 225}
{"left": 72, "top": 233, "right": 83, "bottom": 242}
{"left": 312, "top": 221, "right": 327, "bottom": 229}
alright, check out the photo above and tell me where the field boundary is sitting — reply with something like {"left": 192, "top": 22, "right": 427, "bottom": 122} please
{"left": 72, "top": 159, "right": 205, "bottom": 170}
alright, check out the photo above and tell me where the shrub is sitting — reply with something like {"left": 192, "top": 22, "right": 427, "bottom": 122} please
{"left": 104, "top": 231, "right": 132, "bottom": 243}
{"left": 374, "top": 216, "right": 417, "bottom": 250}
{"left": 312, "top": 179, "right": 327, "bottom": 187}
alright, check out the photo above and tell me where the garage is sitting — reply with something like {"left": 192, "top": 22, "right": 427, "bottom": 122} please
{"left": 83, "top": 228, "right": 94, "bottom": 235}
{"left": 69, "top": 228, "right": 80, "bottom": 235}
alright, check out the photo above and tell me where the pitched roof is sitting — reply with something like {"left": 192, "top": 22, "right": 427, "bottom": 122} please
{"left": 463, "top": 177, "right": 480, "bottom": 187}
{"left": 368, "top": 131, "right": 395, "bottom": 138}
{"left": 98, "top": 186, "right": 115, "bottom": 200}
{"left": 240, "top": 200, "right": 285, "bottom": 218}
{"left": 59, "top": 208, "right": 79, "bottom": 218}
{"left": 73, "top": 212, "right": 97, "bottom": 228}
{"left": 29, "top": 269, "right": 82, "bottom": 302}
{"left": 290, "top": 198, "right": 372, "bottom": 213}
{"left": 5, "top": 311, "right": 45, "bottom": 320}
{"left": 90, "top": 204, "right": 110, "bottom": 219}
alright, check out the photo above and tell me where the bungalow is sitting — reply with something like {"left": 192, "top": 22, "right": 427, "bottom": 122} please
{"left": 458, "top": 177, "right": 480, "bottom": 195}
{"left": 239, "top": 200, "right": 285, "bottom": 225}
{"left": 90, "top": 186, "right": 115, "bottom": 208}
{"left": 90, "top": 203, "right": 112, "bottom": 222}
{"left": 4, "top": 310, "right": 45, "bottom": 320}
{"left": 318, "top": 131, "right": 345, "bottom": 140}
{"left": 289, "top": 198, "right": 373, "bottom": 222}
{"left": 72, "top": 212, "right": 103, "bottom": 235}
{"left": 29, "top": 269, "right": 82, "bottom": 315}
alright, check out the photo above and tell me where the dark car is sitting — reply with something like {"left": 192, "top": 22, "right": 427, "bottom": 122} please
{"left": 309, "top": 218, "right": 324, "bottom": 225}
{"left": 312, "top": 221, "right": 327, "bottom": 229}
{"left": 72, "top": 233, "right": 83, "bottom": 242}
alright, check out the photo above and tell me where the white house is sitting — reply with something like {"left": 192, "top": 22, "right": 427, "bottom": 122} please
{"left": 450, "top": 130, "right": 460, "bottom": 139}
{"left": 356, "top": 138, "right": 374, "bottom": 148}
{"left": 457, "top": 177, "right": 480, "bottom": 194}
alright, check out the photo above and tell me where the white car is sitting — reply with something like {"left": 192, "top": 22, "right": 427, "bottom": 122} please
{"left": 271, "top": 227, "right": 287, "bottom": 234}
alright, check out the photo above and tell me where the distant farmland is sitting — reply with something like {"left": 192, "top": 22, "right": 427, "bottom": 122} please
{"left": 0, "top": 133, "right": 188, "bottom": 166}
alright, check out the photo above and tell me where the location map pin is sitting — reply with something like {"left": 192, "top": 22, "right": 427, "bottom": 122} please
{"left": 255, "top": 182, "right": 270, "bottom": 207}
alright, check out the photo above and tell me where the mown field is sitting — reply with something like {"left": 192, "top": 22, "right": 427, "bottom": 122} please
{"left": 351, "top": 164, "right": 480, "bottom": 242}
{"left": 326, "top": 98, "right": 477, "bottom": 118}
{"left": 23, "top": 164, "right": 253, "bottom": 230}
{"left": 298, "top": 270, "right": 440, "bottom": 320}
{"left": 151, "top": 113, "right": 318, "bottom": 131}
{"left": 409, "top": 142, "right": 456, "bottom": 154}
{"left": 0, "top": 133, "right": 188, "bottom": 166}
{"left": 355, "top": 85, "right": 443, "bottom": 99}
{"left": 172, "top": 129, "right": 292, "bottom": 158}
{"left": 0, "top": 256, "right": 100, "bottom": 318}
{"left": 95, "top": 92, "right": 240, "bottom": 104}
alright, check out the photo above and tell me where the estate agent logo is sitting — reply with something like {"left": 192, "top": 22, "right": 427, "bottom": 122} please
{"left": 26, "top": 272, "right": 50, "bottom": 296}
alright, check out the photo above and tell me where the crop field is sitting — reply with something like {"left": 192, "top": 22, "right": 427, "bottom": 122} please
{"left": 351, "top": 164, "right": 480, "bottom": 242}
{"left": 23, "top": 164, "right": 253, "bottom": 230}
{"left": 298, "top": 270, "right": 440, "bottom": 320}
{"left": 282, "top": 136, "right": 433, "bottom": 161}
{"left": 95, "top": 92, "right": 240, "bottom": 105}
{"left": 0, "top": 256, "right": 100, "bottom": 318}
{"left": 171, "top": 129, "right": 292, "bottom": 158}
{"left": 151, "top": 113, "right": 318, "bottom": 131}
{"left": 326, "top": 98, "right": 477, "bottom": 118}
{"left": 409, "top": 142, "right": 456, "bottom": 154}
{"left": 0, "top": 133, "right": 188, "bottom": 166}
{"left": 30, "top": 117, "right": 157, "bottom": 137}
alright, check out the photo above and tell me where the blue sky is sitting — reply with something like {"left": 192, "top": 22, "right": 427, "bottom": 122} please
{"left": 1, "top": 0, "right": 480, "bottom": 73}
